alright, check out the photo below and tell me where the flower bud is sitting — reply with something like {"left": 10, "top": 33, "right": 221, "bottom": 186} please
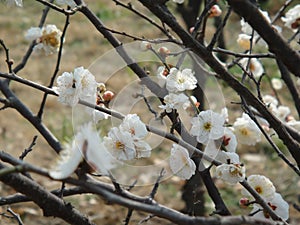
{"left": 140, "top": 41, "right": 152, "bottom": 51}
{"left": 158, "top": 47, "right": 170, "bottom": 58}
{"left": 239, "top": 197, "right": 250, "bottom": 208}
{"left": 103, "top": 90, "right": 115, "bottom": 102}
{"left": 209, "top": 5, "right": 222, "bottom": 18}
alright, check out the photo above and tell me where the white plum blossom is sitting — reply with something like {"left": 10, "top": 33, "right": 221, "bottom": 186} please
{"left": 104, "top": 127, "right": 136, "bottom": 161}
{"left": 134, "top": 139, "right": 152, "bottom": 158}
{"left": 120, "top": 114, "right": 148, "bottom": 140}
{"left": 204, "top": 140, "right": 240, "bottom": 164}
{"left": 281, "top": 4, "right": 300, "bottom": 31}
{"left": 215, "top": 163, "right": 245, "bottom": 184}
{"left": 169, "top": 144, "right": 196, "bottom": 180}
{"left": 49, "top": 123, "right": 115, "bottom": 179}
{"left": 166, "top": 68, "right": 197, "bottom": 93}
{"left": 159, "top": 93, "right": 190, "bottom": 113}
{"left": 262, "top": 95, "right": 278, "bottom": 112}
{"left": 237, "top": 33, "right": 252, "bottom": 50}
{"left": 250, "top": 193, "right": 289, "bottom": 221}
{"left": 241, "top": 174, "right": 276, "bottom": 201}
{"left": 25, "top": 25, "right": 62, "bottom": 55}
{"left": 190, "top": 110, "right": 225, "bottom": 144}
{"left": 222, "top": 127, "right": 237, "bottom": 152}
{"left": 55, "top": 67, "right": 97, "bottom": 107}
{"left": 287, "top": 119, "right": 300, "bottom": 131}
{"left": 156, "top": 66, "right": 169, "bottom": 87}
{"left": 233, "top": 113, "right": 261, "bottom": 146}
{"left": 274, "top": 105, "right": 290, "bottom": 121}
{"left": 172, "top": 0, "right": 184, "bottom": 4}
{"left": 240, "top": 57, "right": 264, "bottom": 78}
{"left": 241, "top": 10, "right": 271, "bottom": 35}
{"left": 6, "top": 0, "right": 22, "bottom": 7}
{"left": 49, "top": 141, "right": 83, "bottom": 179}
{"left": 56, "top": 0, "right": 77, "bottom": 7}
{"left": 271, "top": 78, "right": 283, "bottom": 90}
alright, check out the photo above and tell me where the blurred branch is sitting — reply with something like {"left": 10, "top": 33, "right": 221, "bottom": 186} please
{"left": 0, "top": 162, "right": 95, "bottom": 225}
{"left": 226, "top": 0, "right": 300, "bottom": 77}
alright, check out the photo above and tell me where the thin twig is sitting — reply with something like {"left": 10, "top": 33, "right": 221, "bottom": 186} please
{"left": 37, "top": 12, "right": 70, "bottom": 119}
{"left": 7, "top": 207, "right": 24, "bottom": 225}
{"left": 19, "top": 135, "right": 38, "bottom": 160}
{"left": 0, "top": 40, "right": 13, "bottom": 73}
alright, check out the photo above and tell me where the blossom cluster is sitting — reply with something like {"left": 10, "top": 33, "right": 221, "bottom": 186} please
{"left": 240, "top": 175, "right": 289, "bottom": 221}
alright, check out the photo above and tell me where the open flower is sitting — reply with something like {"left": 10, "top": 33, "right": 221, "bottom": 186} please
{"left": 250, "top": 193, "right": 289, "bottom": 221}
{"left": 233, "top": 113, "right": 261, "bottom": 146}
{"left": 166, "top": 68, "right": 197, "bottom": 93}
{"left": 120, "top": 114, "right": 148, "bottom": 140}
{"left": 55, "top": 67, "right": 97, "bottom": 106}
{"left": 159, "top": 93, "right": 190, "bottom": 113}
{"left": 237, "top": 34, "right": 252, "bottom": 50}
{"left": 190, "top": 110, "right": 225, "bottom": 144}
{"left": 104, "top": 127, "right": 136, "bottom": 161}
{"left": 215, "top": 163, "right": 246, "bottom": 184}
{"left": 25, "top": 25, "right": 62, "bottom": 55}
{"left": 281, "top": 4, "right": 300, "bottom": 31}
{"left": 169, "top": 144, "right": 196, "bottom": 180}
{"left": 49, "top": 123, "right": 115, "bottom": 179}
{"left": 240, "top": 57, "right": 264, "bottom": 78}
{"left": 241, "top": 174, "right": 276, "bottom": 201}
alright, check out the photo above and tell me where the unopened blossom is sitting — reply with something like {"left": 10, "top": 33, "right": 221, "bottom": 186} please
{"left": 25, "top": 25, "right": 62, "bottom": 55}
{"left": 250, "top": 193, "right": 289, "bottom": 221}
{"left": 140, "top": 41, "right": 152, "bottom": 51}
{"left": 190, "top": 110, "right": 225, "bottom": 144}
{"left": 241, "top": 174, "right": 276, "bottom": 201}
{"left": 169, "top": 144, "right": 196, "bottom": 180}
{"left": 55, "top": 67, "right": 97, "bottom": 106}
{"left": 49, "top": 123, "right": 115, "bottom": 179}
{"left": 166, "top": 68, "right": 197, "bottom": 93}
{"left": 209, "top": 5, "right": 222, "bottom": 18}
{"left": 237, "top": 34, "right": 252, "bottom": 50}
{"left": 271, "top": 78, "right": 283, "bottom": 90}
{"left": 233, "top": 113, "right": 261, "bottom": 146}
{"left": 56, "top": 0, "right": 76, "bottom": 7}
{"left": 120, "top": 114, "right": 148, "bottom": 140}
{"left": 158, "top": 46, "right": 170, "bottom": 58}
{"left": 240, "top": 57, "right": 264, "bottom": 78}
{"left": 281, "top": 4, "right": 300, "bottom": 31}
{"left": 159, "top": 93, "right": 190, "bottom": 113}
{"left": 215, "top": 163, "right": 245, "bottom": 184}
{"left": 104, "top": 127, "right": 136, "bottom": 161}
{"left": 6, "top": 0, "right": 22, "bottom": 7}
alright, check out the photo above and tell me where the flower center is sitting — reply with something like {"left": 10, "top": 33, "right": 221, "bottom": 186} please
{"left": 255, "top": 186, "right": 263, "bottom": 194}
{"left": 240, "top": 128, "right": 249, "bottom": 136}
{"left": 40, "top": 31, "right": 60, "bottom": 47}
{"left": 178, "top": 77, "right": 185, "bottom": 84}
{"left": 203, "top": 122, "right": 212, "bottom": 131}
{"left": 115, "top": 141, "right": 125, "bottom": 150}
